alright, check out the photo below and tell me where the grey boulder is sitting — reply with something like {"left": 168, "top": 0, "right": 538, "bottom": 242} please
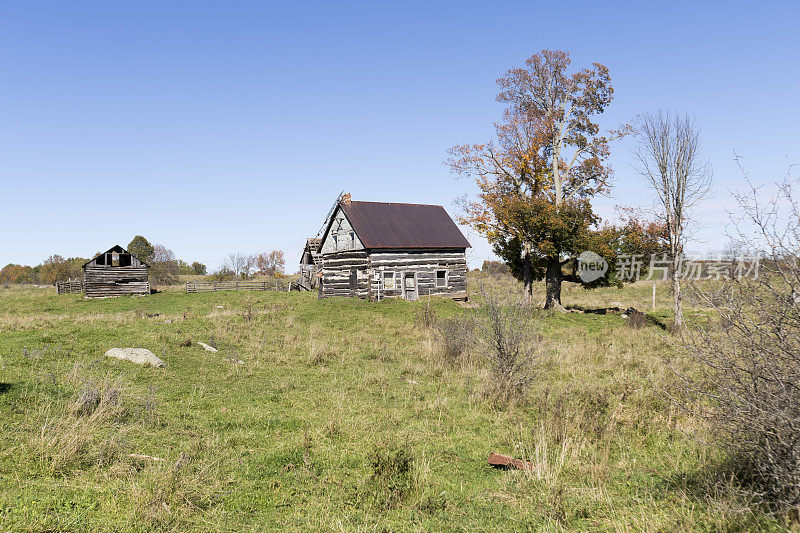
{"left": 105, "top": 348, "right": 166, "bottom": 367}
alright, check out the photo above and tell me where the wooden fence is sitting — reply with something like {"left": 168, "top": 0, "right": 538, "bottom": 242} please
{"left": 186, "top": 279, "right": 293, "bottom": 293}
{"left": 56, "top": 279, "right": 84, "bottom": 294}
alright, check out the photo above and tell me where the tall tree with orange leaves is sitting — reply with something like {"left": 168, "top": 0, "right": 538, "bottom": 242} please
{"left": 449, "top": 50, "right": 632, "bottom": 308}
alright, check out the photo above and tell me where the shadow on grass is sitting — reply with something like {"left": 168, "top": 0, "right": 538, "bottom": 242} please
{"left": 645, "top": 314, "right": 668, "bottom": 330}
{"left": 0, "top": 383, "right": 12, "bottom": 393}
{"left": 652, "top": 459, "right": 782, "bottom": 527}
{"left": 565, "top": 304, "right": 668, "bottom": 330}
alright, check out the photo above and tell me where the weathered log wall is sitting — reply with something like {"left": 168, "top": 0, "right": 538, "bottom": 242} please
{"left": 368, "top": 250, "right": 467, "bottom": 300}
{"left": 84, "top": 266, "right": 150, "bottom": 298}
{"left": 318, "top": 249, "right": 468, "bottom": 300}
{"left": 318, "top": 251, "right": 370, "bottom": 299}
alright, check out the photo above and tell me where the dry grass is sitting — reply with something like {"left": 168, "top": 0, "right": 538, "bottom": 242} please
{"left": 127, "top": 445, "right": 226, "bottom": 529}
{"left": 517, "top": 419, "right": 584, "bottom": 487}
{"left": 33, "top": 371, "right": 129, "bottom": 475}
{"left": 22, "top": 362, "right": 228, "bottom": 530}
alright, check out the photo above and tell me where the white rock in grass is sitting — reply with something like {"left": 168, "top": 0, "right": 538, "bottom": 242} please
{"left": 197, "top": 342, "right": 218, "bottom": 353}
{"left": 105, "top": 348, "right": 166, "bottom": 367}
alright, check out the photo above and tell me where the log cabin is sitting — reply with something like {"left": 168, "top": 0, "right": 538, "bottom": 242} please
{"left": 317, "top": 195, "right": 470, "bottom": 300}
{"left": 82, "top": 245, "right": 150, "bottom": 298}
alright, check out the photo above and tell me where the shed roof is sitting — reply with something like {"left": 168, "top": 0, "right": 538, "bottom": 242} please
{"left": 327, "top": 201, "right": 470, "bottom": 250}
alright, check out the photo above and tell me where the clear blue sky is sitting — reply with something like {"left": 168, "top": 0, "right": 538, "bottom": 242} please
{"left": 2, "top": 1, "right": 798, "bottom": 270}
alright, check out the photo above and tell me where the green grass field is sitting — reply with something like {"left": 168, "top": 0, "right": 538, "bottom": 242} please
{"left": 0, "top": 278, "right": 787, "bottom": 531}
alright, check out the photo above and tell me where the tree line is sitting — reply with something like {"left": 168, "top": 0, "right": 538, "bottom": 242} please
{"left": 125, "top": 235, "right": 206, "bottom": 285}
{"left": 0, "top": 256, "right": 88, "bottom": 285}
{"left": 210, "top": 251, "right": 286, "bottom": 280}
{"left": 0, "top": 235, "right": 208, "bottom": 285}
{"left": 1, "top": 235, "right": 288, "bottom": 286}
{"left": 127, "top": 237, "right": 287, "bottom": 282}
{"left": 0, "top": 235, "right": 209, "bottom": 286}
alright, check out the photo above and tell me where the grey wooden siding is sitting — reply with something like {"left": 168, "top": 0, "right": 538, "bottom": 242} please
{"left": 318, "top": 249, "right": 467, "bottom": 300}
{"left": 84, "top": 266, "right": 150, "bottom": 298}
{"left": 368, "top": 251, "right": 467, "bottom": 299}
{"left": 320, "top": 207, "right": 364, "bottom": 254}
{"left": 319, "top": 250, "right": 370, "bottom": 299}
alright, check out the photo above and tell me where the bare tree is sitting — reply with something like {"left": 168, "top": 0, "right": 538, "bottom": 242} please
{"left": 672, "top": 173, "right": 800, "bottom": 512}
{"left": 224, "top": 252, "right": 254, "bottom": 279}
{"left": 634, "top": 110, "right": 711, "bottom": 329}
{"left": 238, "top": 254, "right": 255, "bottom": 279}
{"left": 150, "top": 244, "right": 179, "bottom": 285}
{"left": 477, "top": 285, "right": 540, "bottom": 402}
{"left": 226, "top": 253, "right": 240, "bottom": 278}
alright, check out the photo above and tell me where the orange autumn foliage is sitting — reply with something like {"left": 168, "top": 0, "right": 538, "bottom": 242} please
{"left": 448, "top": 50, "right": 654, "bottom": 305}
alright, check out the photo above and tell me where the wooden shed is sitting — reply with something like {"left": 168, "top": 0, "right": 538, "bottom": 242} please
{"left": 317, "top": 196, "right": 470, "bottom": 300}
{"left": 82, "top": 245, "right": 150, "bottom": 298}
{"left": 298, "top": 238, "right": 322, "bottom": 291}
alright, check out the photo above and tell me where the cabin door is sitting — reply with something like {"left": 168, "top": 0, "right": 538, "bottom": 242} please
{"left": 349, "top": 269, "right": 358, "bottom": 297}
{"left": 403, "top": 272, "right": 417, "bottom": 301}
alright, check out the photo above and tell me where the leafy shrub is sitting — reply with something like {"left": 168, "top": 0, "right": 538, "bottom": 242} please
{"left": 190, "top": 262, "right": 207, "bottom": 275}
{"left": 481, "top": 260, "right": 510, "bottom": 275}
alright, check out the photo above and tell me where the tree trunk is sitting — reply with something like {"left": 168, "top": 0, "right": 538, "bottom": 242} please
{"left": 669, "top": 223, "right": 683, "bottom": 330}
{"left": 672, "top": 254, "right": 683, "bottom": 330}
{"left": 522, "top": 244, "right": 533, "bottom": 305}
{"left": 544, "top": 257, "right": 563, "bottom": 310}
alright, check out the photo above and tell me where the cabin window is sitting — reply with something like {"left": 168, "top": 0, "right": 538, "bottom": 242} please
{"left": 332, "top": 235, "right": 338, "bottom": 251}
{"left": 383, "top": 271, "right": 394, "bottom": 290}
{"left": 111, "top": 252, "right": 120, "bottom": 267}
{"left": 395, "top": 274, "right": 402, "bottom": 289}
{"left": 348, "top": 232, "right": 355, "bottom": 250}
{"left": 436, "top": 270, "right": 447, "bottom": 288}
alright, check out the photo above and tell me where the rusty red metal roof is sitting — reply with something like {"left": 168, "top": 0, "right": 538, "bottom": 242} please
{"left": 337, "top": 201, "right": 470, "bottom": 249}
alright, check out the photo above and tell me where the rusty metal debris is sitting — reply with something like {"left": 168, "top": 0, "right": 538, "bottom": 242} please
{"left": 488, "top": 452, "right": 533, "bottom": 470}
